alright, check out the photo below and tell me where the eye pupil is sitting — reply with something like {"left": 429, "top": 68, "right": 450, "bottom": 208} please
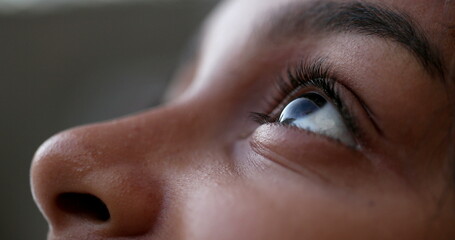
{"left": 279, "top": 93, "right": 327, "bottom": 124}
{"left": 304, "top": 92, "right": 327, "bottom": 107}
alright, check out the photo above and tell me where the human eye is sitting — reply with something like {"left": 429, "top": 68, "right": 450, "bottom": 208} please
{"left": 250, "top": 59, "right": 361, "bottom": 149}
{"left": 278, "top": 91, "right": 356, "bottom": 146}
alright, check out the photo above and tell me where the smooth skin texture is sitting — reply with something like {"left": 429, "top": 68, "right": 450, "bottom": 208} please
{"left": 31, "top": 0, "right": 455, "bottom": 239}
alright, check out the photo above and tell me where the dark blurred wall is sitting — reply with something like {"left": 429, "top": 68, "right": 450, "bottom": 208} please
{"left": 0, "top": 1, "right": 218, "bottom": 239}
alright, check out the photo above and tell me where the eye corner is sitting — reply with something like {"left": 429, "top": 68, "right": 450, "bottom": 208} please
{"left": 249, "top": 112, "right": 274, "bottom": 125}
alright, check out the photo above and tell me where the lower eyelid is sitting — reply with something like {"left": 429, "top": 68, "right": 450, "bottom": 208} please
{"left": 251, "top": 124, "right": 365, "bottom": 161}
{"left": 249, "top": 124, "right": 375, "bottom": 185}
{"left": 257, "top": 122, "right": 360, "bottom": 152}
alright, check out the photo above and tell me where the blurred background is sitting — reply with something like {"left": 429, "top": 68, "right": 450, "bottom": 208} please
{"left": 0, "top": 0, "right": 218, "bottom": 238}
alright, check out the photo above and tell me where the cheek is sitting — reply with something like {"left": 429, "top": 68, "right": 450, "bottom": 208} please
{"left": 179, "top": 166, "right": 433, "bottom": 240}
{"left": 180, "top": 179, "right": 313, "bottom": 240}
{"left": 180, "top": 175, "right": 342, "bottom": 240}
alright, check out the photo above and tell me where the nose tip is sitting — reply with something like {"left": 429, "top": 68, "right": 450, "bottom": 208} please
{"left": 31, "top": 127, "right": 162, "bottom": 239}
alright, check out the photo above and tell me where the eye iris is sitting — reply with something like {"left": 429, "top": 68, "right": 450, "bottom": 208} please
{"left": 277, "top": 92, "right": 357, "bottom": 147}
{"left": 279, "top": 93, "right": 327, "bottom": 125}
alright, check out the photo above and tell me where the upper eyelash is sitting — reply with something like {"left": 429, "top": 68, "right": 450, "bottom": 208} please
{"left": 250, "top": 58, "right": 360, "bottom": 137}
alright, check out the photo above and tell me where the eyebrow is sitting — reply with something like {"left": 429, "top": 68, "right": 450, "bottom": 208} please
{"left": 267, "top": 1, "right": 446, "bottom": 80}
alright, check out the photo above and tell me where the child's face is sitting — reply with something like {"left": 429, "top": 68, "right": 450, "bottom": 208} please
{"left": 31, "top": 0, "right": 455, "bottom": 239}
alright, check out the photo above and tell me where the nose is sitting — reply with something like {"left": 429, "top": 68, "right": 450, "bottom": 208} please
{"left": 30, "top": 107, "right": 192, "bottom": 239}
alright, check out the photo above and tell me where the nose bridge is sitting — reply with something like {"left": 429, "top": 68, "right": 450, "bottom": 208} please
{"left": 33, "top": 102, "right": 204, "bottom": 184}
{"left": 31, "top": 103, "right": 210, "bottom": 238}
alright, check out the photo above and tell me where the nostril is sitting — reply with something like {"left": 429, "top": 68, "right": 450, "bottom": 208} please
{"left": 56, "top": 193, "right": 110, "bottom": 222}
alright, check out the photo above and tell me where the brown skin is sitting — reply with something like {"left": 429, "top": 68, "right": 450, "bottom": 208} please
{"left": 31, "top": 0, "right": 455, "bottom": 239}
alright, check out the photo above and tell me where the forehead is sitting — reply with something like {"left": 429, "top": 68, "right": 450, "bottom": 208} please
{"left": 214, "top": 0, "right": 452, "bottom": 21}
{"left": 202, "top": 0, "right": 454, "bottom": 63}
{"left": 175, "top": 0, "right": 453, "bottom": 99}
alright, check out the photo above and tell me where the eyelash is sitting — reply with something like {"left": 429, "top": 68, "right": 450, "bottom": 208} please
{"left": 250, "top": 59, "right": 360, "bottom": 138}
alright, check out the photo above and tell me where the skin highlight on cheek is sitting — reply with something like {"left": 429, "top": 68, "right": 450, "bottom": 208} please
{"left": 180, "top": 163, "right": 437, "bottom": 240}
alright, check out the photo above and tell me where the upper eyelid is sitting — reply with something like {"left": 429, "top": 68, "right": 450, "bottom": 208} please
{"left": 278, "top": 61, "right": 358, "bottom": 128}
{"left": 290, "top": 60, "right": 383, "bottom": 139}
{"left": 338, "top": 83, "right": 384, "bottom": 137}
{"left": 259, "top": 59, "right": 334, "bottom": 117}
